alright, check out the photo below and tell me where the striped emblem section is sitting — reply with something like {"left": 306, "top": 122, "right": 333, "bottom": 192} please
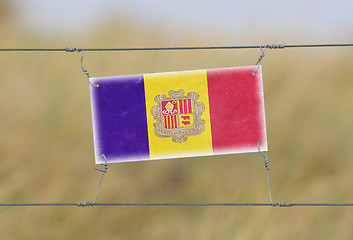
{"left": 144, "top": 70, "right": 212, "bottom": 160}
{"left": 164, "top": 115, "right": 178, "bottom": 129}
{"left": 179, "top": 99, "right": 193, "bottom": 114}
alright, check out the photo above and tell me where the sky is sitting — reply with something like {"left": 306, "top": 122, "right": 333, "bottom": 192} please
{"left": 10, "top": 0, "right": 353, "bottom": 42}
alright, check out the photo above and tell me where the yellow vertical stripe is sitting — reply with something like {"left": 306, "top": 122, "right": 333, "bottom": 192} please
{"left": 144, "top": 70, "right": 213, "bottom": 159}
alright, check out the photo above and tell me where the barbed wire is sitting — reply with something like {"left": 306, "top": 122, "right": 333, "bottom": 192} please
{"left": 0, "top": 43, "right": 352, "bottom": 52}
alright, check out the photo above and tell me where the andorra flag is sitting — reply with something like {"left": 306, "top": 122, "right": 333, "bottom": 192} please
{"left": 90, "top": 66, "right": 267, "bottom": 164}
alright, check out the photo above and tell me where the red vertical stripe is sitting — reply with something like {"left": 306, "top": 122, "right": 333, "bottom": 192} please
{"left": 164, "top": 116, "right": 167, "bottom": 128}
{"left": 171, "top": 116, "right": 174, "bottom": 128}
{"left": 174, "top": 115, "right": 177, "bottom": 128}
{"left": 187, "top": 99, "right": 192, "bottom": 113}
{"left": 167, "top": 116, "right": 171, "bottom": 129}
{"left": 179, "top": 100, "right": 183, "bottom": 113}
{"left": 183, "top": 99, "right": 187, "bottom": 113}
{"left": 207, "top": 67, "right": 267, "bottom": 153}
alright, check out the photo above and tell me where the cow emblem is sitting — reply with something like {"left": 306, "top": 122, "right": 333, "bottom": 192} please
{"left": 151, "top": 89, "right": 205, "bottom": 143}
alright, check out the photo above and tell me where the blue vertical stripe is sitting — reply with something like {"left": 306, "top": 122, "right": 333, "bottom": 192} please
{"left": 90, "top": 75, "right": 150, "bottom": 163}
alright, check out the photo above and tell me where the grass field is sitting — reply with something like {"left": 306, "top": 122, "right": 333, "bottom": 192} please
{"left": 1, "top": 12, "right": 353, "bottom": 239}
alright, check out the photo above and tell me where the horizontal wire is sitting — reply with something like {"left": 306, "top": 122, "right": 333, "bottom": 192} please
{"left": 1, "top": 42, "right": 353, "bottom": 208}
{"left": 0, "top": 203, "right": 78, "bottom": 206}
{"left": 1, "top": 202, "right": 353, "bottom": 207}
{"left": 0, "top": 43, "right": 353, "bottom": 52}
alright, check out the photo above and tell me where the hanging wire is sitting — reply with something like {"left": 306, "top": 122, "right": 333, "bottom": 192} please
{"left": 1, "top": 148, "right": 351, "bottom": 208}
{"left": 0, "top": 43, "right": 353, "bottom": 52}
{"left": 92, "top": 154, "right": 108, "bottom": 206}
{"left": 257, "top": 142, "right": 274, "bottom": 205}
{"left": 252, "top": 46, "right": 267, "bottom": 75}
{"left": 0, "top": 147, "right": 353, "bottom": 208}
{"left": 80, "top": 49, "right": 99, "bottom": 87}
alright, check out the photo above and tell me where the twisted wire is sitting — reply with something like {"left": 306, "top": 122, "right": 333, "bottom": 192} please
{"left": 257, "top": 142, "right": 273, "bottom": 205}
{"left": 80, "top": 49, "right": 99, "bottom": 87}
{"left": 92, "top": 154, "right": 108, "bottom": 206}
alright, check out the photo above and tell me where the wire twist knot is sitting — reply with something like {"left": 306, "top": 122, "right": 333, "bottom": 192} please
{"left": 65, "top": 47, "right": 82, "bottom": 52}
{"left": 257, "top": 142, "right": 270, "bottom": 171}
{"left": 266, "top": 44, "right": 286, "bottom": 49}
{"left": 264, "top": 158, "right": 269, "bottom": 169}
{"left": 274, "top": 202, "right": 294, "bottom": 207}
{"left": 76, "top": 202, "right": 93, "bottom": 207}
{"left": 253, "top": 43, "right": 286, "bottom": 75}
{"left": 95, "top": 155, "right": 108, "bottom": 173}
{"left": 252, "top": 46, "right": 267, "bottom": 75}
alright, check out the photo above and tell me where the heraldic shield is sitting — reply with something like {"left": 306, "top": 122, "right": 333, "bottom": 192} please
{"left": 151, "top": 89, "right": 205, "bottom": 143}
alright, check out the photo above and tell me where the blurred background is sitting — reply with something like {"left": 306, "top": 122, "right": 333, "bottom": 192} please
{"left": 1, "top": 0, "right": 353, "bottom": 239}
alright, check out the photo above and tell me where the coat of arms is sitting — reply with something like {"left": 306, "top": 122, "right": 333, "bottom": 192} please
{"left": 151, "top": 89, "right": 205, "bottom": 143}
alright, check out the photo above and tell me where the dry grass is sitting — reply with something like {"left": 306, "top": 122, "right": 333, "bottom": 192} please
{"left": 1, "top": 14, "right": 353, "bottom": 240}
